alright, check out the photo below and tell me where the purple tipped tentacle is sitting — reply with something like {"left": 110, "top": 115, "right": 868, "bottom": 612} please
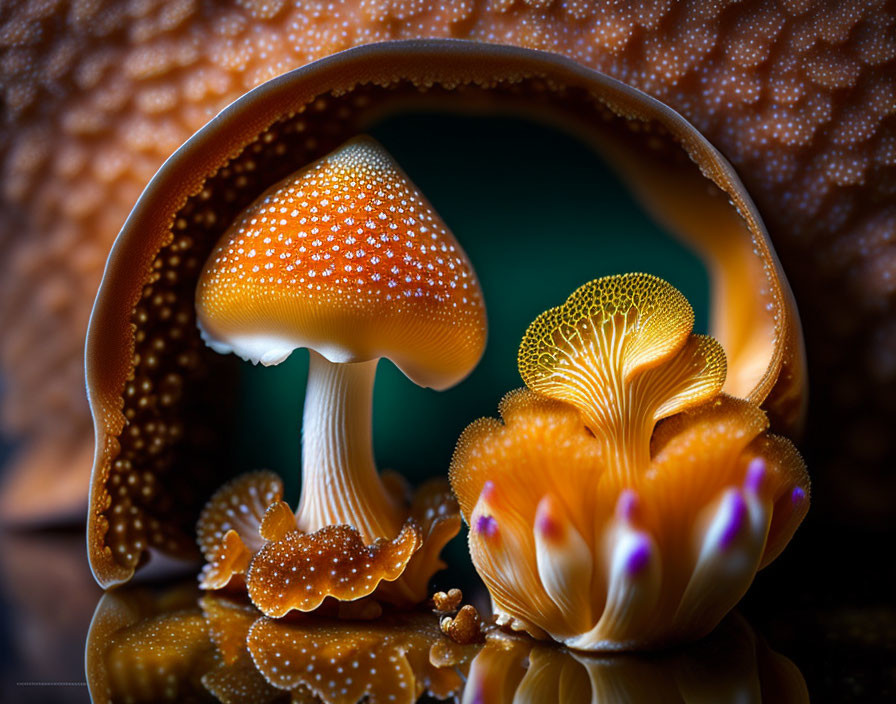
{"left": 616, "top": 489, "right": 638, "bottom": 522}
{"left": 719, "top": 490, "right": 747, "bottom": 550}
{"left": 624, "top": 534, "right": 652, "bottom": 575}
{"left": 475, "top": 514, "right": 497, "bottom": 538}
{"left": 745, "top": 457, "right": 766, "bottom": 494}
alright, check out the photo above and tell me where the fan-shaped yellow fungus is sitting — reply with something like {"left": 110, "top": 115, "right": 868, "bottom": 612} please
{"left": 451, "top": 274, "right": 809, "bottom": 650}
{"left": 519, "top": 273, "right": 726, "bottom": 479}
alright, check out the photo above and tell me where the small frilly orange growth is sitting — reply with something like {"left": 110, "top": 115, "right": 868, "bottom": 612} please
{"left": 197, "top": 471, "right": 283, "bottom": 591}
{"left": 432, "top": 587, "right": 463, "bottom": 612}
{"left": 440, "top": 604, "right": 484, "bottom": 645}
{"left": 451, "top": 274, "right": 809, "bottom": 651}
{"left": 197, "top": 471, "right": 460, "bottom": 617}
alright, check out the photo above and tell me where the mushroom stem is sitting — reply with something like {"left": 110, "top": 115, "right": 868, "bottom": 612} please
{"left": 296, "top": 350, "right": 402, "bottom": 542}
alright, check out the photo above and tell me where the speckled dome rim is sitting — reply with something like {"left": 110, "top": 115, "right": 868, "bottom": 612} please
{"left": 85, "top": 38, "right": 800, "bottom": 587}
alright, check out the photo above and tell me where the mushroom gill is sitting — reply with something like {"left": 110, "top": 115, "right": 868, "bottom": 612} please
{"left": 450, "top": 274, "right": 809, "bottom": 650}
{"left": 84, "top": 42, "right": 801, "bottom": 587}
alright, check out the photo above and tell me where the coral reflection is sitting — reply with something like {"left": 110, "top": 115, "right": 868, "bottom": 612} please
{"left": 465, "top": 613, "right": 808, "bottom": 704}
{"left": 86, "top": 581, "right": 806, "bottom": 703}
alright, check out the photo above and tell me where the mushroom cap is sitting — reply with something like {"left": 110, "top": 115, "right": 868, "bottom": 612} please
{"left": 196, "top": 135, "right": 486, "bottom": 390}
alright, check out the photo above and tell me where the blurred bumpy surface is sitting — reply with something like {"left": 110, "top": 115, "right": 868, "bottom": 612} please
{"left": 1, "top": 0, "right": 894, "bottom": 522}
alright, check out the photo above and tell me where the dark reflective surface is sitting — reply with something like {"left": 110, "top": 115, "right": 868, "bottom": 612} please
{"left": 0, "top": 530, "right": 101, "bottom": 703}
{"left": 86, "top": 585, "right": 478, "bottom": 704}
{"left": 83, "top": 580, "right": 804, "bottom": 704}
{"left": 3, "top": 531, "right": 894, "bottom": 703}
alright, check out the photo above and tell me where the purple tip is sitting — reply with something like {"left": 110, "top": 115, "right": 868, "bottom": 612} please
{"left": 720, "top": 491, "right": 747, "bottom": 550}
{"left": 616, "top": 489, "right": 638, "bottom": 521}
{"left": 625, "top": 535, "right": 651, "bottom": 574}
{"left": 745, "top": 458, "right": 766, "bottom": 493}
{"left": 791, "top": 486, "right": 806, "bottom": 505}
{"left": 475, "top": 514, "right": 497, "bottom": 538}
{"left": 536, "top": 512, "right": 558, "bottom": 539}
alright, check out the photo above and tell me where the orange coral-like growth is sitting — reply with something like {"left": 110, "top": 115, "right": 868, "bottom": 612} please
{"left": 196, "top": 471, "right": 283, "bottom": 591}
{"left": 248, "top": 523, "right": 422, "bottom": 616}
{"left": 451, "top": 274, "right": 809, "bottom": 650}
{"left": 196, "top": 472, "right": 460, "bottom": 618}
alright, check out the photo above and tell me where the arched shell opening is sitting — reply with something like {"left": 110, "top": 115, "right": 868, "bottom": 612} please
{"left": 86, "top": 40, "right": 803, "bottom": 587}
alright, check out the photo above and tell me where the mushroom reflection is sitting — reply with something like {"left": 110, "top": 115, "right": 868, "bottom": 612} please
{"left": 193, "top": 137, "right": 482, "bottom": 614}
{"left": 464, "top": 613, "right": 808, "bottom": 704}
{"left": 247, "top": 611, "right": 478, "bottom": 702}
{"left": 451, "top": 275, "right": 809, "bottom": 650}
{"left": 85, "top": 583, "right": 476, "bottom": 704}
{"left": 85, "top": 584, "right": 220, "bottom": 704}
{"left": 85, "top": 581, "right": 806, "bottom": 704}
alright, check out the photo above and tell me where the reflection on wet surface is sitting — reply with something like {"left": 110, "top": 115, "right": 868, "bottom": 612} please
{"left": 82, "top": 580, "right": 806, "bottom": 704}
{"left": 465, "top": 615, "right": 806, "bottom": 703}
{"left": 86, "top": 585, "right": 478, "bottom": 704}
{"left": 0, "top": 530, "right": 101, "bottom": 702}
{"left": 1, "top": 531, "right": 895, "bottom": 702}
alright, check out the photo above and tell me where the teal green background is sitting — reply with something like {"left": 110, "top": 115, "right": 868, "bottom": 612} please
{"left": 233, "top": 113, "right": 709, "bottom": 511}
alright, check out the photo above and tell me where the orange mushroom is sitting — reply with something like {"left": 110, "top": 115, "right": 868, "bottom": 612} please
{"left": 451, "top": 274, "right": 809, "bottom": 650}
{"left": 194, "top": 136, "right": 484, "bottom": 614}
